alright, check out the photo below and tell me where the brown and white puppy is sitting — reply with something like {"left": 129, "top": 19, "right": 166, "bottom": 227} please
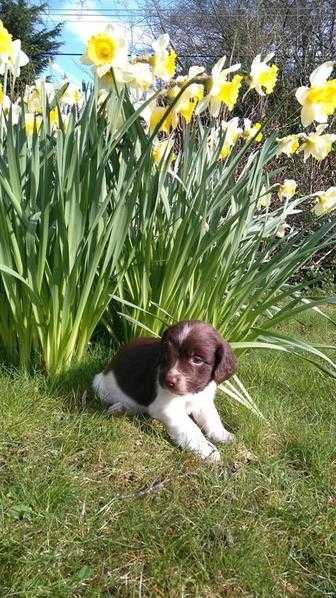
{"left": 93, "top": 320, "right": 237, "bottom": 462}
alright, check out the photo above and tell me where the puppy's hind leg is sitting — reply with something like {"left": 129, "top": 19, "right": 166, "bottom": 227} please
{"left": 92, "top": 372, "right": 112, "bottom": 406}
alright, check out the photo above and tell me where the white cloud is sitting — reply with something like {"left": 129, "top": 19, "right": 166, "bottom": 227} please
{"left": 61, "top": 0, "right": 153, "bottom": 50}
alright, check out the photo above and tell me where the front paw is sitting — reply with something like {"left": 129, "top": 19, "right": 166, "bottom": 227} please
{"left": 203, "top": 442, "right": 221, "bottom": 463}
{"left": 209, "top": 429, "right": 235, "bottom": 444}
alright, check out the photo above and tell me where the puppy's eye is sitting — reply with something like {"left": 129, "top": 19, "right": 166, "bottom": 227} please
{"left": 190, "top": 356, "right": 203, "bottom": 365}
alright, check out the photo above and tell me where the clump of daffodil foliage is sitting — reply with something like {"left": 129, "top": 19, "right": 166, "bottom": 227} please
{"left": 0, "top": 20, "right": 335, "bottom": 411}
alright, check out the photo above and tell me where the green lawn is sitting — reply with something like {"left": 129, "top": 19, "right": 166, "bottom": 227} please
{"left": 1, "top": 312, "right": 335, "bottom": 597}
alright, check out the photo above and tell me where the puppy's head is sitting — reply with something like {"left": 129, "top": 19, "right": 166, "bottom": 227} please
{"left": 158, "top": 320, "right": 237, "bottom": 395}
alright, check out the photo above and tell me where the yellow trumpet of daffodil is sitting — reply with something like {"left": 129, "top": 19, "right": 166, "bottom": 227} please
{"left": 249, "top": 53, "right": 278, "bottom": 95}
{"left": 148, "top": 104, "right": 177, "bottom": 134}
{"left": 196, "top": 56, "right": 242, "bottom": 117}
{"left": 313, "top": 187, "right": 336, "bottom": 216}
{"left": 298, "top": 124, "right": 336, "bottom": 162}
{"left": 81, "top": 25, "right": 128, "bottom": 77}
{"left": 0, "top": 39, "right": 29, "bottom": 78}
{"left": 0, "top": 20, "right": 13, "bottom": 60}
{"left": 295, "top": 61, "right": 336, "bottom": 127}
{"left": 167, "top": 66, "right": 205, "bottom": 124}
{"left": 243, "top": 118, "right": 263, "bottom": 142}
{"left": 278, "top": 179, "right": 297, "bottom": 200}
{"left": 150, "top": 34, "right": 176, "bottom": 82}
{"left": 25, "top": 113, "right": 42, "bottom": 136}
{"left": 276, "top": 134, "right": 300, "bottom": 157}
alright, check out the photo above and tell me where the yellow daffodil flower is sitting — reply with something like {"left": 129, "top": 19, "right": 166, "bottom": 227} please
{"left": 243, "top": 118, "right": 263, "bottom": 142}
{"left": 219, "top": 117, "right": 242, "bottom": 159}
{"left": 0, "top": 20, "right": 13, "bottom": 60}
{"left": 25, "top": 113, "right": 42, "bottom": 136}
{"left": 196, "top": 56, "right": 242, "bottom": 117}
{"left": 298, "top": 124, "right": 336, "bottom": 161}
{"left": 175, "top": 66, "right": 205, "bottom": 101}
{"left": 0, "top": 38, "right": 29, "bottom": 78}
{"left": 149, "top": 104, "right": 176, "bottom": 134}
{"left": 152, "top": 138, "right": 176, "bottom": 163}
{"left": 174, "top": 98, "right": 198, "bottom": 123}
{"left": 257, "top": 185, "right": 272, "bottom": 209}
{"left": 24, "top": 79, "right": 55, "bottom": 113}
{"left": 61, "top": 83, "right": 83, "bottom": 107}
{"left": 166, "top": 67, "right": 205, "bottom": 124}
{"left": 295, "top": 61, "right": 336, "bottom": 127}
{"left": 278, "top": 179, "right": 297, "bottom": 200}
{"left": 249, "top": 53, "right": 278, "bottom": 95}
{"left": 150, "top": 34, "right": 176, "bottom": 81}
{"left": 81, "top": 25, "right": 128, "bottom": 77}
{"left": 276, "top": 134, "right": 300, "bottom": 157}
{"left": 49, "top": 107, "right": 59, "bottom": 129}
{"left": 313, "top": 187, "right": 336, "bottom": 216}
{"left": 123, "top": 62, "right": 154, "bottom": 91}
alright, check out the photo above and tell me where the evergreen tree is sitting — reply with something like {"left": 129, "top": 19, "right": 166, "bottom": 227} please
{"left": 0, "top": 0, "right": 63, "bottom": 86}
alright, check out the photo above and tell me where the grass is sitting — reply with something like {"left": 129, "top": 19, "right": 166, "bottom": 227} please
{"left": 0, "top": 311, "right": 336, "bottom": 597}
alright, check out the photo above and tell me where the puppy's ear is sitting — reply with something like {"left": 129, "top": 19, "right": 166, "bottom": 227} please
{"left": 213, "top": 341, "right": 237, "bottom": 384}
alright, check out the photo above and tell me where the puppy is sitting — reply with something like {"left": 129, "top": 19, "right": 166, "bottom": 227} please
{"left": 93, "top": 320, "right": 237, "bottom": 462}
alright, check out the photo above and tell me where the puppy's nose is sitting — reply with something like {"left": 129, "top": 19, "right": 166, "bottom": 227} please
{"left": 165, "top": 373, "right": 179, "bottom": 388}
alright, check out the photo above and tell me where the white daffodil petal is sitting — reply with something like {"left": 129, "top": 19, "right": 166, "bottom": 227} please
{"left": 315, "top": 124, "right": 329, "bottom": 135}
{"left": 209, "top": 96, "right": 221, "bottom": 117}
{"left": 300, "top": 102, "right": 316, "bottom": 127}
{"left": 309, "top": 61, "right": 334, "bottom": 86}
{"left": 194, "top": 95, "right": 210, "bottom": 115}
{"left": 212, "top": 56, "right": 226, "bottom": 77}
{"left": 295, "top": 86, "right": 308, "bottom": 105}
{"left": 264, "top": 52, "right": 275, "bottom": 63}
{"left": 223, "top": 62, "right": 241, "bottom": 75}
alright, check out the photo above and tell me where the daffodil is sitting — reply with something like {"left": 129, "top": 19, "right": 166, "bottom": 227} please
{"left": 152, "top": 138, "right": 176, "bottom": 163}
{"left": 149, "top": 104, "right": 177, "bottom": 133}
{"left": 257, "top": 185, "right": 272, "bottom": 209}
{"left": 24, "top": 79, "right": 55, "bottom": 113}
{"left": 0, "top": 20, "right": 13, "bottom": 62}
{"left": 196, "top": 56, "right": 242, "bottom": 117}
{"left": 25, "top": 113, "right": 42, "bottom": 136}
{"left": 278, "top": 179, "right": 297, "bottom": 200}
{"left": 295, "top": 61, "right": 336, "bottom": 127}
{"left": 150, "top": 34, "right": 176, "bottom": 81}
{"left": 1, "top": 38, "right": 29, "bottom": 78}
{"left": 174, "top": 66, "right": 205, "bottom": 101}
{"left": 81, "top": 25, "right": 128, "bottom": 77}
{"left": 174, "top": 98, "right": 198, "bottom": 123}
{"left": 313, "top": 187, "right": 336, "bottom": 216}
{"left": 49, "top": 107, "right": 59, "bottom": 130}
{"left": 249, "top": 53, "right": 278, "bottom": 95}
{"left": 61, "top": 82, "right": 83, "bottom": 106}
{"left": 243, "top": 118, "right": 263, "bottom": 142}
{"left": 123, "top": 62, "right": 154, "bottom": 91}
{"left": 1, "top": 95, "right": 20, "bottom": 124}
{"left": 276, "top": 134, "right": 300, "bottom": 157}
{"left": 298, "top": 124, "right": 336, "bottom": 161}
{"left": 219, "top": 118, "right": 242, "bottom": 159}
{"left": 166, "top": 67, "right": 205, "bottom": 124}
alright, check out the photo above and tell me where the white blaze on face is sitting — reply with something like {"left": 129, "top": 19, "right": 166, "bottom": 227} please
{"left": 176, "top": 322, "right": 191, "bottom": 344}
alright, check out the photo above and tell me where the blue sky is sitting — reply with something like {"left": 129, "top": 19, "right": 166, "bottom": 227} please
{"left": 44, "top": 1, "right": 153, "bottom": 85}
